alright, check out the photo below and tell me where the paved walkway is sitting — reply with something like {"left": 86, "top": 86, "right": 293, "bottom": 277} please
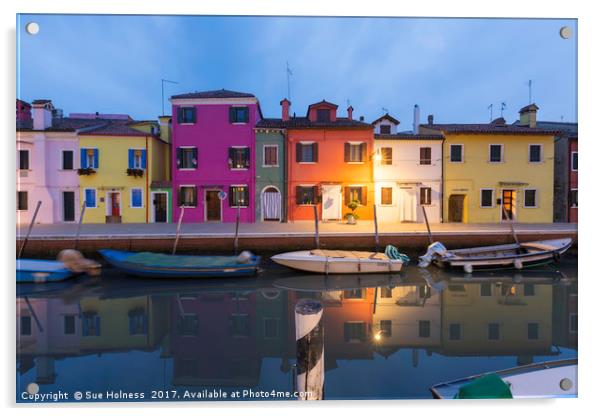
{"left": 17, "top": 221, "right": 577, "bottom": 239}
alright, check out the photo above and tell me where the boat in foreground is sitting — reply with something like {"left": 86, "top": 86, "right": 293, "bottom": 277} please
{"left": 430, "top": 358, "right": 577, "bottom": 399}
{"left": 99, "top": 249, "right": 261, "bottom": 278}
{"left": 419, "top": 238, "right": 572, "bottom": 273}
{"left": 17, "top": 259, "right": 74, "bottom": 283}
{"left": 271, "top": 245, "right": 410, "bottom": 274}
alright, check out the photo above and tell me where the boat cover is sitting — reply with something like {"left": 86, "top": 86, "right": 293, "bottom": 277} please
{"left": 454, "top": 374, "right": 513, "bottom": 399}
{"left": 119, "top": 252, "right": 254, "bottom": 268}
{"left": 309, "top": 250, "right": 389, "bottom": 260}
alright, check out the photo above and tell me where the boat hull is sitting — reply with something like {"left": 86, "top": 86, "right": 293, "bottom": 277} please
{"left": 16, "top": 259, "right": 74, "bottom": 283}
{"left": 271, "top": 251, "right": 403, "bottom": 274}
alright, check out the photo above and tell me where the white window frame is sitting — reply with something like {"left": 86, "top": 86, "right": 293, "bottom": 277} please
{"left": 523, "top": 188, "right": 538, "bottom": 208}
{"left": 229, "top": 146, "right": 250, "bottom": 171}
{"left": 61, "top": 149, "right": 74, "bottom": 171}
{"left": 346, "top": 141, "right": 365, "bottom": 164}
{"left": 178, "top": 106, "right": 196, "bottom": 125}
{"left": 18, "top": 149, "right": 30, "bottom": 170}
{"left": 230, "top": 105, "right": 249, "bottom": 125}
{"left": 130, "top": 148, "right": 145, "bottom": 169}
{"left": 130, "top": 187, "right": 144, "bottom": 209}
{"left": 449, "top": 144, "right": 464, "bottom": 163}
{"left": 528, "top": 144, "right": 543, "bottom": 164}
{"left": 81, "top": 148, "right": 98, "bottom": 169}
{"left": 262, "top": 144, "right": 279, "bottom": 167}
{"left": 480, "top": 188, "right": 495, "bottom": 208}
{"left": 488, "top": 144, "right": 504, "bottom": 164}
{"left": 83, "top": 188, "right": 97, "bottom": 208}
{"left": 571, "top": 151, "right": 578, "bottom": 171}
{"left": 419, "top": 187, "right": 432, "bottom": 206}
{"left": 298, "top": 141, "right": 317, "bottom": 164}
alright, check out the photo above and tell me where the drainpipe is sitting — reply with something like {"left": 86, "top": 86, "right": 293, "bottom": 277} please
{"left": 282, "top": 129, "right": 288, "bottom": 222}
{"left": 440, "top": 137, "right": 444, "bottom": 223}
{"left": 146, "top": 135, "right": 149, "bottom": 223}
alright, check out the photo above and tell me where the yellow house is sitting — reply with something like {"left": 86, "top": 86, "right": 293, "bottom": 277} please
{"left": 78, "top": 121, "right": 170, "bottom": 223}
{"left": 422, "top": 105, "right": 558, "bottom": 223}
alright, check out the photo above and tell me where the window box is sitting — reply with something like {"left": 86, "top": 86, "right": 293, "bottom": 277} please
{"left": 126, "top": 168, "right": 145, "bottom": 177}
{"left": 77, "top": 167, "right": 96, "bottom": 176}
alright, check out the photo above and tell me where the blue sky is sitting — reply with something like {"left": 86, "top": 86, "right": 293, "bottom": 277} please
{"left": 17, "top": 15, "right": 577, "bottom": 129}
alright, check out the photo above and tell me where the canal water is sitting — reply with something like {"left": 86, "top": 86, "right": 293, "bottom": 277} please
{"left": 16, "top": 259, "right": 578, "bottom": 402}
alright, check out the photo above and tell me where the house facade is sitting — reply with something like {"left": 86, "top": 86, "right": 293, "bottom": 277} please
{"left": 170, "top": 89, "right": 261, "bottom": 223}
{"left": 422, "top": 106, "right": 558, "bottom": 223}
{"left": 372, "top": 113, "right": 443, "bottom": 223}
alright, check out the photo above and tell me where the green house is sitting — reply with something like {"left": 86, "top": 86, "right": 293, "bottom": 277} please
{"left": 254, "top": 124, "right": 286, "bottom": 222}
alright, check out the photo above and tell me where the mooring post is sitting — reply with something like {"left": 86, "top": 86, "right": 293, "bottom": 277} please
{"left": 313, "top": 204, "right": 320, "bottom": 248}
{"left": 421, "top": 205, "right": 433, "bottom": 245}
{"left": 234, "top": 204, "right": 241, "bottom": 254}
{"left": 295, "top": 298, "right": 324, "bottom": 400}
{"left": 74, "top": 203, "right": 87, "bottom": 251}
{"left": 501, "top": 205, "right": 520, "bottom": 245}
{"left": 373, "top": 203, "right": 379, "bottom": 251}
{"left": 18, "top": 200, "right": 42, "bottom": 259}
{"left": 172, "top": 207, "right": 185, "bottom": 255}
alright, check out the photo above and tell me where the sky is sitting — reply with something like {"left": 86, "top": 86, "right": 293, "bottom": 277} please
{"left": 16, "top": 14, "right": 577, "bottom": 129}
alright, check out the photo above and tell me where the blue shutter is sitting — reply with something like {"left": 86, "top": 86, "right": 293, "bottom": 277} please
{"left": 85, "top": 189, "right": 95, "bottom": 207}
{"left": 128, "top": 149, "right": 134, "bottom": 168}
{"left": 80, "top": 149, "right": 87, "bottom": 168}
{"left": 141, "top": 150, "right": 147, "bottom": 169}
{"left": 132, "top": 189, "right": 142, "bottom": 207}
{"left": 93, "top": 149, "right": 99, "bottom": 168}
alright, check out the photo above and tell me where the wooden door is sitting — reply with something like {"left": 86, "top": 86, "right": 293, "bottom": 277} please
{"left": 110, "top": 193, "right": 120, "bottom": 216}
{"left": 153, "top": 193, "right": 167, "bottom": 223}
{"left": 502, "top": 190, "right": 516, "bottom": 220}
{"left": 448, "top": 194, "right": 465, "bottom": 222}
{"left": 62, "top": 191, "right": 75, "bottom": 222}
{"left": 206, "top": 190, "right": 221, "bottom": 221}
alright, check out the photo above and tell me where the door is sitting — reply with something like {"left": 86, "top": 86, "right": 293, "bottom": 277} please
{"left": 110, "top": 193, "right": 120, "bottom": 216}
{"left": 205, "top": 190, "right": 221, "bottom": 221}
{"left": 448, "top": 194, "right": 465, "bottom": 222}
{"left": 321, "top": 185, "right": 342, "bottom": 220}
{"left": 399, "top": 188, "right": 417, "bottom": 222}
{"left": 501, "top": 190, "right": 517, "bottom": 221}
{"left": 62, "top": 191, "right": 75, "bottom": 222}
{"left": 262, "top": 187, "right": 281, "bottom": 221}
{"left": 153, "top": 192, "right": 167, "bottom": 223}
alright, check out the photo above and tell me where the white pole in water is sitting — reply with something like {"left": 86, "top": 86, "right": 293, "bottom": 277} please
{"left": 234, "top": 204, "right": 241, "bottom": 254}
{"left": 172, "top": 208, "right": 185, "bottom": 255}
{"left": 18, "top": 200, "right": 42, "bottom": 259}
{"left": 295, "top": 299, "right": 324, "bottom": 400}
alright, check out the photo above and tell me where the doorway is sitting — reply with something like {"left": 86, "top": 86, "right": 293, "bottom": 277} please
{"left": 448, "top": 194, "right": 466, "bottom": 223}
{"left": 205, "top": 190, "right": 222, "bottom": 222}
{"left": 321, "top": 184, "right": 342, "bottom": 220}
{"left": 501, "top": 189, "right": 517, "bottom": 221}
{"left": 261, "top": 186, "right": 281, "bottom": 221}
{"left": 399, "top": 187, "right": 417, "bottom": 222}
{"left": 106, "top": 192, "right": 121, "bottom": 223}
{"left": 62, "top": 191, "right": 75, "bottom": 222}
{"left": 152, "top": 192, "right": 168, "bottom": 223}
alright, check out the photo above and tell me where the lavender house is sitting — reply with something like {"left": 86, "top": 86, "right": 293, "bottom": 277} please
{"left": 170, "top": 89, "right": 261, "bottom": 223}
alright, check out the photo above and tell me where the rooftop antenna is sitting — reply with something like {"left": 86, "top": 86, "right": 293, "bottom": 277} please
{"left": 500, "top": 102, "right": 507, "bottom": 118}
{"left": 346, "top": 99, "right": 351, "bottom": 107}
{"left": 487, "top": 104, "right": 493, "bottom": 122}
{"left": 286, "top": 61, "right": 293, "bottom": 101}
{"left": 382, "top": 107, "right": 389, "bottom": 114}
{"left": 527, "top": 79, "right": 533, "bottom": 103}
{"left": 560, "top": 115, "right": 564, "bottom": 122}
{"left": 161, "top": 79, "right": 179, "bottom": 116}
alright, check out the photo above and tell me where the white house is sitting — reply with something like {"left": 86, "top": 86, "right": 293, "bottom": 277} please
{"left": 372, "top": 113, "right": 443, "bottom": 223}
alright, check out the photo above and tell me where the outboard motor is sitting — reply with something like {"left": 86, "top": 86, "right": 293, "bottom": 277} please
{"left": 418, "top": 242, "right": 448, "bottom": 268}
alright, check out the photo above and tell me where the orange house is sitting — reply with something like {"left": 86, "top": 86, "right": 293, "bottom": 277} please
{"left": 280, "top": 99, "right": 375, "bottom": 221}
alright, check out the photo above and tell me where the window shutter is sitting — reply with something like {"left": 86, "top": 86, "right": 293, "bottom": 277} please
{"left": 176, "top": 148, "right": 182, "bottom": 168}
{"left": 244, "top": 187, "right": 249, "bottom": 205}
{"left": 93, "top": 149, "right": 99, "bottom": 168}
{"left": 361, "top": 186, "right": 367, "bottom": 206}
{"left": 228, "top": 148, "right": 235, "bottom": 168}
{"left": 344, "top": 143, "right": 350, "bottom": 162}
{"left": 244, "top": 148, "right": 250, "bottom": 168}
{"left": 244, "top": 108, "right": 249, "bottom": 123}
{"left": 177, "top": 107, "right": 183, "bottom": 124}
{"left": 361, "top": 143, "right": 367, "bottom": 162}
{"left": 192, "top": 148, "right": 198, "bottom": 168}
{"left": 128, "top": 149, "right": 134, "bottom": 168}
{"left": 190, "top": 107, "right": 196, "bottom": 123}
{"left": 313, "top": 143, "right": 318, "bottom": 162}
{"left": 229, "top": 107, "right": 236, "bottom": 123}
{"left": 313, "top": 186, "right": 319, "bottom": 204}
{"left": 296, "top": 186, "right": 302, "bottom": 204}
{"left": 80, "top": 148, "right": 87, "bottom": 168}
{"left": 177, "top": 187, "right": 184, "bottom": 206}
{"left": 344, "top": 187, "right": 350, "bottom": 205}
{"left": 296, "top": 143, "right": 302, "bottom": 162}
{"left": 192, "top": 187, "right": 198, "bottom": 206}
{"left": 229, "top": 187, "right": 235, "bottom": 207}
{"left": 141, "top": 150, "right": 147, "bottom": 169}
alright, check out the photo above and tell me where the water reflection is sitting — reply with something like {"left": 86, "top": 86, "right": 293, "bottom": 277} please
{"left": 16, "top": 265, "right": 578, "bottom": 401}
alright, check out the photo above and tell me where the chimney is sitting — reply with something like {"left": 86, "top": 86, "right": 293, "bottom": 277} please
{"left": 280, "top": 98, "right": 291, "bottom": 121}
{"left": 32, "top": 99, "right": 54, "bottom": 130}
{"left": 413, "top": 104, "right": 420, "bottom": 134}
{"left": 519, "top": 103, "right": 539, "bottom": 128}
{"left": 428, "top": 114, "right": 434, "bottom": 125}
{"left": 347, "top": 105, "right": 354, "bottom": 120}
{"left": 359, "top": 116, "right": 365, "bottom": 122}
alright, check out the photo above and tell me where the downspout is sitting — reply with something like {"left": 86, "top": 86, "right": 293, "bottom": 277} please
{"left": 282, "top": 128, "right": 288, "bottom": 222}
{"left": 146, "top": 135, "right": 149, "bottom": 223}
{"left": 440, "top": 136, "right": 444, "bottom": 223}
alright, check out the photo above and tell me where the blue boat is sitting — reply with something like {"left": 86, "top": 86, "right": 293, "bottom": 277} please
{"left": 17, "top": 259, "right": 74, "bottom": 283}
{"left": 99, "top": 249, "right": 261, "bottom": 278}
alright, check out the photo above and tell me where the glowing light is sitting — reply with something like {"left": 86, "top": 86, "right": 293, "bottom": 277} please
{"left": 373, "top": 153, "right": 382, "bottom": 163}
{"left": 374, "top": 332, "right": 382, "bottom": 341}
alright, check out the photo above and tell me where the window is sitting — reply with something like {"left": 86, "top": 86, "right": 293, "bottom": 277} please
{"left": 296, "top": 186, "right": 317, "bottom": 205}
{"left": 571, "top": 151, "right": 578, "bottom": 171}
{"left": 84, "top": 188, "right": 96, "bottom": 208}
{"left": 80, "top": 148, "right": 99, "bottom": 169}
{"left": 229, "top": 107, "right": 249, "bottom": 123}
{"left": 420, "top": 187, "right": 432, "bottom": 205}
{"left": 317, "top": 109, "right": 330, "bottom": 122}
{"left": 82, "top": 312, "right": 101, "bottom": 337}
{"left": 489, "top": 144, "right": 503, "bottom": 163}
{"left": 449, "top": 323, "right": 462, "bottom": 340}
{"left": 381, "top": 187, "right": 393, "bottom": 205}
{"left": 176, "top": 147, "right": 198, "bottom": 169}
{"left": 17, "top": 191, "right": 28, "bottom": 211}
{"left": 177, "top": 106, "right": 196, "bottom": 124}
{"left": 450, "top": 144, "right": 463, "bottom": 162}
{"left": 20, "top": 316, "right": 32, "bottom": 335}
{"left": 480, "top": 189, "right": 494, "bottom": 208}
{"left": 569, "top": 314, "right": 577, "bottom": 333}
{"left": 488, "top": 323, "right": 501, "bottom": 340}
{"left": 177, "top": 314, "right": 199, "bottom": 337}
{"left": 128, "top": 149, "right": 146, "bottom": 169}
{"left": 529, "top": 144, "right": 542, "bottom": 163}
{"left": 345, "top": 186, "right": 367, "bottom": 206}
{"left": 418, "top": 320, "right": 431, "bottom": 338}
{"left": 296, "top": 142, "right": 318, "bottom": 163}
{"left": 131, "top": 188, "right": 143, "bottom": 208}
{"left": 380, "top": 320, "right": 392, "bottom": 337}
{"left": 524, "top": 283, "right": 535, "bottom": 296}
{"left": 178, "top": 186, "right": 197, "bottom": 207}
{"left": 380, "top": 147, "right": 392, "bottom": 165}
{"left": 419, "top": 285, "right": 431, "bottom": 299}
{"left": 263, "top": 145, "right": 278, "bottom": 166}
{"left": 62, "top": 150, "right": 74, "bottom": 170}
{"left": 19, "top": 150, "right": 29, "bottom": 170}
{"left": 228, "top": 147, "right": 250, "bottom": 169}
{"left": 527, "top": 323, "right": 539, "bottom": 340}
{"left": 228, "top": 314, "right": 250, "bottom": 337}
{"left": 344, "top": 142, "right": 367, "bottom": 163}
{"left": 570, "top": 189, "right": 578, "bottom": 208}
{"left": 64, "top": 315, "right": 76, "bottom": 335}
{"left": 380, "top": 125, "right": 391, "bottom": 134}
{"left": 229, "top": 185, "right": 249, "bottom": 207}
{"left": 480, "top": 283, "right": 492, "bottom": 296}
{"left": 128, "top": 309, "right": 148, "bottom": 335}
{"left": 343, "top": 289, "right": 364, "bottom": 299}
{"left": 263, "top": 318, "right": 280, "bottom": 338}
{"left": 380, "top": 287, "right": 392, "bottom": 298}
{"left": 420, "top": 147, "right": 432, "bottom": 165}
{"left": 524, "top": 189, "right": 537, "bottom": 208}
{"left": 344, "top": 322, "right": 366, "bottom": 342}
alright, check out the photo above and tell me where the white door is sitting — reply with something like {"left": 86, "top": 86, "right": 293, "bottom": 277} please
{"left": 262, "top": 187, "right": 281, "bottom": 221}
{"left": 322, "top": 185, "right": 342, "bottom": 220}
{"left": 400, "top": 187, "right": 417, "bottom": 222}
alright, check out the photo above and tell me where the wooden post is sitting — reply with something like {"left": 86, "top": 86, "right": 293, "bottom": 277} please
{"left": 234, "top": 204, "right": 241, "bottom": 254}
{"left": 501, "top": 205, "right": 520, "bottom": 245}
{"left": 313, "top": 204, "right": 319, "bottom": 248}
{"left": 295, "top": 299, "right": 324, "bottom": 400}
{"left": 18, "top": 200, "right": 42, "bottom": 259}
{"left": 421, "top": 205, "right": 433, "bottom": 245}
{"left": 171, "top": 207, "right": 185, "bottom": 255}
{"left": 74, "top": 203, "right": 87, "bottom": 251}
{"left": 373, "top": 203, "right": 379, "bottom": 251}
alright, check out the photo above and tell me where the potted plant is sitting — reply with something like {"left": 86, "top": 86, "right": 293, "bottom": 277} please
{"left": 126, "top": 168, "right": 145, "bottom": 177}
{"left": 345, "top": 200, "right": 360, "bottom": 225}
{"left": 77, "top": 167, "right": 96, "bottom": 176}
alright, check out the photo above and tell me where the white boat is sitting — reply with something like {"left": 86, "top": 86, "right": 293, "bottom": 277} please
{"left": 419, "top": 238, "right": 573, "bottom": 273}
{"left": 430, "top": 358, "right": 577, "bottom": 399}
{"left": 271, "top": 247, "right": 408, "bottom": 274}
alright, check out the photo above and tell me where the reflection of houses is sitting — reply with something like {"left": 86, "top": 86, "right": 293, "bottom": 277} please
{"left": 552, "top": 283, "right": 578, "bottom": 350}
{"left": 255, "top": 288, "right": 291, "bottom": 372}
{"left": 168, "top": 291, "right": 261, "bottom": 386}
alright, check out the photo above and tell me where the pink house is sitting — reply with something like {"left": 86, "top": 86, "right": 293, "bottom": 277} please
{"left": 170, "top": 89, "right": 261, "bottom": 223}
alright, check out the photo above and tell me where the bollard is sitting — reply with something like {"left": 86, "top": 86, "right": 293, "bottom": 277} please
{"left": 295, "top": 298, "right": 324, "bottom": 400}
